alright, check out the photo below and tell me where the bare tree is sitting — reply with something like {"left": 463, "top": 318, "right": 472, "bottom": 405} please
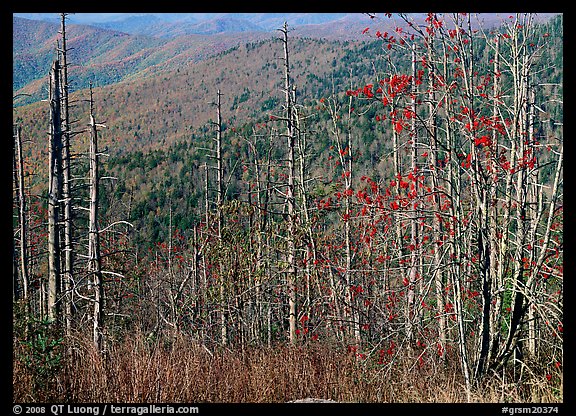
{"left": 13, "top": 125, "right": 29, "bottom": 302}
{"left": 87, "top": 84, "right": 104, "bottom": 350}
{"left": 214, "top": 89, "right": 227, "bottom": 347}
{"left": 47, "top": 60, "right": 63, "bottom": 323}
{"left": 58, "top": 12, "right": 74, "bottom": 335}
{"left": 279, "top": 22, "right": 297, "bottom": 345}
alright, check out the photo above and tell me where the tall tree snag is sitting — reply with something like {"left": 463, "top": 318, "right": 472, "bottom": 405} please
{"left": 14, "top": 125, "right": 30, "bottom": 306}
{"left": 279, "top": 22, "right": 297, "bottom": 345}
{"left": 58, "top": 12, "right": 74, "bottom": 335}
{"left": 88, "top": 84, "right": 104, "bottom": 351}
{"left": 47, "top": 60, "right": 63, "bottom": 323}
{"left": 215, "top": 89, "right": 227, "bottom": 347}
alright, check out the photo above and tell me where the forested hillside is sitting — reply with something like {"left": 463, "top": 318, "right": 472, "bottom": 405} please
{"left": 13, "top": 13, "right": 563, "bottom": 405}
{"left": 13, "top": 16, "right": 275, "bottom": 106}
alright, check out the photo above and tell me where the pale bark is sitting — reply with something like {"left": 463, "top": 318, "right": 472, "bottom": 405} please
{"left": 427, "top": 32, "right": 447, "bottom": 361}
{"left": 14, "top": 125, "right": 29, "bottom": 305}
{"left": 488, "top": 36, "right": 503, "bottom": 370}
{"left": 280, "top": 22, "right": 297, "bottom": 345}
{"left": 47, "top": 60, "right": 63, "bottom": 322}
{"left": 88, "top": 86, "right": 104, "bottom": 351}
{"left": 59, "top": 12, "right": 74, "bottom": 335}
{"left": 406, "top": 43, "right": 418, "bottom": 346}
{"left": 215, "top": 90, "right": 227, "bottom": 347}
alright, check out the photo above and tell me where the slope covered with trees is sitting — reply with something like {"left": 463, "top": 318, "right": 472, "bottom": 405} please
{"left": 13, "top": 16, "right": 276, "bottom": 106}
{"left": 13, "top": 13, "right": 563, "bottom": 404}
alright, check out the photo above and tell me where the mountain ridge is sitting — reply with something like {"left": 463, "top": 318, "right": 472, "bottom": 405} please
{"left": 13, "top": 16, "right": 276, "bottom": 106}
{"left": 13, "top": 13, "right": 561, "bottom": 107}
{"left": 12, "top": 13, "right": 384, "bottom": 106}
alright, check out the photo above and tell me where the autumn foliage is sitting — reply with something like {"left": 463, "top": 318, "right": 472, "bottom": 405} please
{"left": 13, "top": 13, "right": 562, "bottom": 403}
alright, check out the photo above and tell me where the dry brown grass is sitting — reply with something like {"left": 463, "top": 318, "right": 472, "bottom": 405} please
{"left": 13, "top": 331, "right": 562, "bottom": 403}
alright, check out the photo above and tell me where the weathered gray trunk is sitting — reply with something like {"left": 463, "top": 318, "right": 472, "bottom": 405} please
{"left": 59, "top": 12, "right": 74, "bottom": 335}
{"left": 488, "top": 36, "right": 503, "bottom": 371}
{"left": 406, "top": 43, "right": 418, "bottom": 346}
{"left": 215, "top": 90, "right": 227, "bottom": 347}
{"left": 280, "top": 22, "right": 297, "bottom": 345}
{"left": 428, "top": 32, "right": 447, "bottom": 360}
{"left": 88, "top": 87, "right": 104, "bottom": 351}
{"left": 14, "top": 125, "right": 29, "bottom": 304}
{"left": 48, "top": 60, "right": 63, "bottom": 322}
{"left": 493, "top": 26, "right": 534, "bottom": 371}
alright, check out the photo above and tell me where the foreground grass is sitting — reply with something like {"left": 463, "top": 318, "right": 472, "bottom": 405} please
{"left": 13, "top": 331, "right": 562, "bottom": 403}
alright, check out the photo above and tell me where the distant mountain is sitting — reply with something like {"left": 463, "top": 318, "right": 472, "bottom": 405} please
{"left": 13, "top": 13, "right": 364, "bottom": 36}
{"left": 217, "top": 13, "right": 353, "bottom": 30}
{"left": 185, "top": 17, "right": 266, "bottom": 35}
{"left": 74, "top": 13, "right": 364, "bottom": 38}
{"left": 95, "top": 16, "right": 268, "bottom": 37}
{"left": 12, "top": 13, "right": 377, "bottom": 105}
{"left": 12, "top": 16, "right": 274, "bottom": 105}
{"left": 93, "top": 15, "right": 165, "bottom": 34}
{"left": 13, "top": 34, "right": 375, "bottom": 156}
{"left": 13, "top": 12, "right": 561, "bottom": 41}
{"left": 13, "top": 13, "right": 148, "bottom": 25}
{"left": 13, "top": 13, "right": 561, "bottom": 106}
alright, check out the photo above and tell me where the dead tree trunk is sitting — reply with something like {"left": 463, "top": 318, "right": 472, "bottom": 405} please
{"left": 406, "top": 43, "right": 418, "bottom": 346}
{"left": 47, "top": 60, "right": 63, "bottom": 323}
{"left": 498, "top": 43, "right": 532, "bottom": 371}
{"left": 58, "top": 12, "right": 74, "bottom": 335}
{"left": 279, "top": 22, "right": 297, "bottom": 345}
{"left": 488, "top": 35, "right": 503, "bottom": 371}
{"left": 88, "top": 85, "right": 104, "bottom": 351}
{"left": 444, "top": 13, "right": 473, "bottom": 399}
{"left": 14, "top": 125, "right": 29, "bottom": 306}
{"left": 294, "top": 103, "right": 311, "bottom": 327}
{"left": 215, "top": 89, "right": 227, "bottom": 347}
{"left": 424, "top": 32, "right": 450, "bottom": 363}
